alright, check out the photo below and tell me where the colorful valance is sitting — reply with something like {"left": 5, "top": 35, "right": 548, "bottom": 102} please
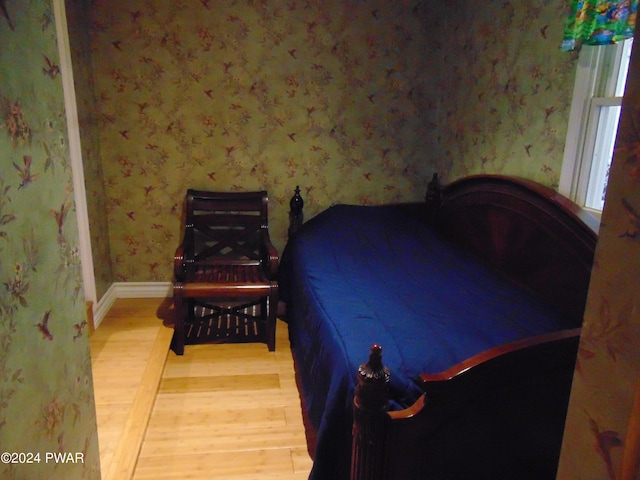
{"left": 562, "top": 0, "right": 638, "bottom": 51}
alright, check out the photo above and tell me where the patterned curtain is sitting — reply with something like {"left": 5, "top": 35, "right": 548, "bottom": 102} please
{"left": 562, "top": 0, "right": 638, "bottom": 51}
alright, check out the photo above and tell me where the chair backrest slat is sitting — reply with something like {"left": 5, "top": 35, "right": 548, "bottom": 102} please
{"left": 184, "top": 190, "right": 269, "bottom": 263}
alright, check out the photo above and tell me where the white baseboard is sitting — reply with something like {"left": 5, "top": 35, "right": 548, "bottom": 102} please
{"left": 92, "top": 284, "right": 117, "bottom": 330}
{"left": 92, "top": 282, "right": 172, "bottom": 329}
{"left": 113, "top": 281, "right": 173, "bottom": 298}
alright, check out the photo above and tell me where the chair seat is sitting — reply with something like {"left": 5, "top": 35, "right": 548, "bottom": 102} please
{"left": 191, "top": 264, "right": 266, "bottom": 283}
{"left": 181, "top": 265, "right": 273, "bottom": 297}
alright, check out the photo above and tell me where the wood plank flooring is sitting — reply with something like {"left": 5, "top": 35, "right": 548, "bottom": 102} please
{"left": 90, "top": 297, "right": 313, "bottom": 480}
{"left": 90, "top": 298, "right": 174, "bottom": 480}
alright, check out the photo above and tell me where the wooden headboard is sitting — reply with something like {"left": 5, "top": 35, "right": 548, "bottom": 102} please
{"left": 425, "top": 174, "right": 599, "bottom": 327}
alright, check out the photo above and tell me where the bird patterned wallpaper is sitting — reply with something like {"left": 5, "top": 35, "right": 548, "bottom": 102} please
{"left": 421, "top": 2, "right": 578, "bottom": 185}
{"left": 1, "top": 0, "right": 638, "bottom": 478}
{"left": 81, "top": 1, "right": 640, "bottom": 476}
{"left": 558, "top": 30, "right": 640, "bottom": 480}
{"left": 83, "top": 0, "right": 578, "bottom": 289}
{"left": 0, "top": 1, "right": 100, "bottom": 479}
{"left": 87, "top": 0, "right": 436, "bottom": 287}
{"left": 66, "top": 0, "right": 114, "bottom": 302}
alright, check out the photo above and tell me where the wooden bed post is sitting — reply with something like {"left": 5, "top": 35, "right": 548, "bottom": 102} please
{"left": 425, "top": 172, "right": 442, "bottom": 224}
{"left": 351, "top": 345, "right": 391, "bottom": 480}
{"left": 288, "top": 185, "right": 304, "bottom": 238}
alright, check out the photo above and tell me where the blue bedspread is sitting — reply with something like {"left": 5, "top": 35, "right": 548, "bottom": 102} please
{"left": 279, "top": 204, "right": 571, "bottom": 480}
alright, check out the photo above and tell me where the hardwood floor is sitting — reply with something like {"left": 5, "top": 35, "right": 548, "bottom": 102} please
{"left": 90, "top": 297, "right": 313, "bottom": 480}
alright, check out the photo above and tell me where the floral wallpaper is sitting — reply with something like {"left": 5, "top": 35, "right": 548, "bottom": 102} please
{"left": 421, "top": 1, "right": 578, "bottom": 187}
{"left": 87, "top": 0, "right": 435, "bottom": 283}
{"left": 85, "top": 0, "right": 578, "bottom": 285}
{"left": 65, "top": 0, "right": 113, "bottom": 301}
{"left": 0, "top": 0, "right": 100, "bottom": 479}
{"left": 557, "top": 32, "right": 640, "bottom": 479}
{"left": 37, "top": 0, "right": 637, "bottom": 478}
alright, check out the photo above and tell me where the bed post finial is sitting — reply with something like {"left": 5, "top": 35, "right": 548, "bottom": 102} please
{"left": 288, "top": 186, "right": 304, "bottom": 239}
{"left": 351, "top": 345, "right": 390, "bottom": 480}
{"left": 425, "top": 172, "right": 443, "bottom": 224}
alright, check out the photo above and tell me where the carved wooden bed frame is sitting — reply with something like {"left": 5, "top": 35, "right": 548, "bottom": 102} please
{"left": 286, "top": 174, "right": 598, "bottom": 480}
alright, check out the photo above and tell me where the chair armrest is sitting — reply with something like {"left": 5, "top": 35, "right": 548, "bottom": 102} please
{"left": 260, "top": 230, "right": 279, "bottom": 279}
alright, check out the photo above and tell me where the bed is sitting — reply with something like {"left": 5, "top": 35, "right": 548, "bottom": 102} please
{"left": 279, "top": 174, "right": 598, "bottom": 480}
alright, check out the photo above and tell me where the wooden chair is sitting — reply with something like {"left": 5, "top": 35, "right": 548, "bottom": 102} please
{"left": 171, "top": 190, "right": 279, "bottom": 355}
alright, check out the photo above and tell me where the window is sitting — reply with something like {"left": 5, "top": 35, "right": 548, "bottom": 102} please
{"left": 560, "top": 39, "right": 633, "bottom": 213}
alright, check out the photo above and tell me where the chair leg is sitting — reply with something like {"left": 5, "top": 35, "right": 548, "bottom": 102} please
{"left": 171, "top": 284, "right": 185, "bottom": 355}
{"left": 170, "top": 333, "right": 184, "bottom": 356}
{"left": 266, "top": 282, "right": 278, "bottom": 352}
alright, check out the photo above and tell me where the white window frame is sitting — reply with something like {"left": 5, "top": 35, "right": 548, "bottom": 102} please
{"left": 559, "top": 40, "right": 633, "bottom": 216}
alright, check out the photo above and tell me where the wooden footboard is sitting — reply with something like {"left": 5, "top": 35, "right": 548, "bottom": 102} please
{"left": 352, "top": 331, "right": 581, "bottom": 480}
